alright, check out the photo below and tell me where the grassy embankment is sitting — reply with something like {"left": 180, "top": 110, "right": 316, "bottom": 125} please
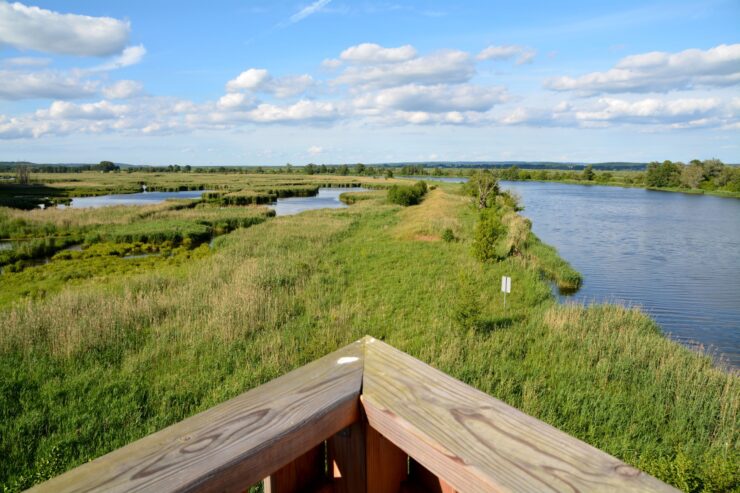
{"left": 0, "top": 183, "right": 737, "bottom": 492}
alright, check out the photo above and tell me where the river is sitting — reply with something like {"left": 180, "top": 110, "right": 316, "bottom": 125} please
{"left": 499, "top": 181, "right": 740, "bottom": 368}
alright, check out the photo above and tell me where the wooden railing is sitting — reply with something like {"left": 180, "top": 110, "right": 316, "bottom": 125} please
{"left": 27, "top": 336, "right": 678, "bottom": 493}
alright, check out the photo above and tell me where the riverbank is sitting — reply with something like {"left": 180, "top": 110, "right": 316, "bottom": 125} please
{"left": 0, "top": 183, "right": 737, "bottom": 492}
{"left": 505, "top": 177, "right": 740, "bottom": 199}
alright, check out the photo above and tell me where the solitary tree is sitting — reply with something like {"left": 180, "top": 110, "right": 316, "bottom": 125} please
{"left": 583, "top": 165, "right": 595, "bottom": 181}
{"left": 16, "top": 165, "right": 30, "bottom": 185}
{"left": 95, "top": 160, "right": 119, "bottom": 172}
{"left": 468, "top": 170, "right": 499, "bottom": 209}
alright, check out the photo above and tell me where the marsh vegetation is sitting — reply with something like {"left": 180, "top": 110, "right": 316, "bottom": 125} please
{"left": 0, "top": 173, "right": 736, "bottom": 492}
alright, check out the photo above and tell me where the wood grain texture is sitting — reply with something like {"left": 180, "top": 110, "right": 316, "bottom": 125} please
{"left": 27, "top": 341, "right": 364, "bottom": 493}
{"left": 361, "top": 337, "right": 679, "bottom": 493}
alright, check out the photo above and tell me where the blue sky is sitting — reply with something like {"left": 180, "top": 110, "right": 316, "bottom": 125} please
{"left": 0, "top": 0, "right": 739, "bottom": 165}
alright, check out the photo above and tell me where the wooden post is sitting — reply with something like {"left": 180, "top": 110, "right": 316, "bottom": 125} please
{"left": 366, "top": 425, "right": 408, "bottom": 493}
{"left": 264, "top": 443, "right": 326, "bottom": 493}
{"left": 328, "top": 419, "right": 408, "bottom": 493}
{"left": 328, "top": 422, "right": 366, "bottom": 493}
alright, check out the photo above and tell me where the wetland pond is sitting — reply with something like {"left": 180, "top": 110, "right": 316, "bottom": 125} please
{"left": 60, "top": 188, "right": 364, "bottom": 216}
{"left": 63, "top": 190, "right": 207, "bottom": 208}
{"left": 271, "top": 187, "right": 366, "bottom": 216}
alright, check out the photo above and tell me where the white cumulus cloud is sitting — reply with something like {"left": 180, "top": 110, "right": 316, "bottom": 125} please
{"left": 335, "top": 49, "right": 475, "bottom": 89}
{"left": 0, "top": 70, "right": 98, "bottom": 100}
{"left": 574, "top": 97, "right": 720, "bottom": 123}
{"left": 0, "top": 1, "right": 130, "bottom": 56}
{"left": 340, "top": 43, "right": 417, "bottom": 64}
{"left": 102, "top": 80, "right": 143, "bottom": 99}
{"left": 38, "top": 100, "right": 130, "bottom": 120}
{"left": 93, "top": 45, "right": 147, "bottom": 71}
{"left": 225, "top": 69, "right": 313, "bottom": 98}
{"left": 545, "top": 44, "right": 740, "bottom": 93}
{"left": 217, "top": 92, "right": 254, "bottom": 110}
{"left": 354, "top": 84, "right": 506, "bottom": 113}
{"left": 246, "top": 100, "right": 341, "bottom": 123}
{"left": 226, "top": 68, "right": 271, "bottom": 92}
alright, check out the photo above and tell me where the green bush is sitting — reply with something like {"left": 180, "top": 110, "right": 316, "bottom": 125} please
{"left": 85, "top": 220, "right": 211, "bottom": 245}
{"left": 387, "top": 181, "right": 427, "bottom": 206}
{"left": 0, "top": 236, "right": 81, "bottom": 267}
{"left": 472, "top": 208, "right": 508, "bottom": 262}
{"left": 442, "top": 228, "right": 455, "bottom": 242}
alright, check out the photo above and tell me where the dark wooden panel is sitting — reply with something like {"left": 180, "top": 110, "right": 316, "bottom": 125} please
{"left": 264, "top": 443, "right": 325, "bottom": 493}
{"left": 408, "top": 459, "right": 457, "bottom": 493}
{"left": 328, "top": 421, "right": 366, "bottom": 493}
{"left": 366, "top": 424, "right": 408, "bottom": 493}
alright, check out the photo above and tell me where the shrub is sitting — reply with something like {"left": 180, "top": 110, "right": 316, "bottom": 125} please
{"left": 387, "top": 181, "right": 428, "bottom": 206}
{"left": 85, "top": 220, "right": 211, "bottom": 245}
{"left": 501, "top": 212, "right": 531, "bottom": 255}
{"left": 442, "top": 228, "right": 455, "bottom": 242}
{"left": 472, "top": 209, "right": 508, "bottom": 262}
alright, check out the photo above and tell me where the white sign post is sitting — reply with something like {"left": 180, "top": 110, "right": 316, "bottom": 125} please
{"left": 501, "top": 276, "right": 511, "bottom": 308}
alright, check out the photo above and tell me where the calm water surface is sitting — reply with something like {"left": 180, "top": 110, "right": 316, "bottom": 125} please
{"left": 271, "top": 187, "right": 366, "bottom": 216}
{"left": 65, "top": 190, "right": 206, "bottom": 208}
{"left": 501, "top": 181, "right": 740, "bottom": 367}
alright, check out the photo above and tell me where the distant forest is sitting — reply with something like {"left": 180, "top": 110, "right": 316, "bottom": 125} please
{"left": 1, "top": 160, "right": 656, "bottom": 174}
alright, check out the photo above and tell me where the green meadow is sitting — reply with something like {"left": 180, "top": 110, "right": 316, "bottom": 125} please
{"left": 0, "top": 177, "right": 737, "bottom": 492}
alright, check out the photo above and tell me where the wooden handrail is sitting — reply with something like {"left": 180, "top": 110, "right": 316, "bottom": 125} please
{"left": 26, "top": 336, "right": 678, "bottom": 493}
{"left": 27, "top": 341, "right": 363, "bottom": 493}
{"left": 362, "top": 337, "right": 677, "bottom": 493}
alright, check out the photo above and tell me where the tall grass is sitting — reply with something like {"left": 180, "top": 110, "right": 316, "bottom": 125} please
{"left": 522, "top": 234, "right": 583, "bottom": 290}
{"left": 0, "top": 187, "right": 736, "bottom": 492}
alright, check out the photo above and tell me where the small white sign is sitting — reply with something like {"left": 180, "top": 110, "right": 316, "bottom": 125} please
{"left": 501, "top": 276, "right": 511, "bottom": 294}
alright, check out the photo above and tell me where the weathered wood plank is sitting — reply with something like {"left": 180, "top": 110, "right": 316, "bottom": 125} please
{"left": 27, "top": 341, "right": 364, "bottom": 493}
{"left": 362, "top": 337, "right": 678, "bottom": 493}
{"left": 264, "top": 443, "right": 325, "bottom": 493}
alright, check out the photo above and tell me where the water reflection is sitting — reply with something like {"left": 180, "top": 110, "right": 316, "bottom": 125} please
{"left": 271, "top": 187, "right": 366, "bottom": 216}
{"left": 63, "top": 190, "right": 207, "bottom": 208}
